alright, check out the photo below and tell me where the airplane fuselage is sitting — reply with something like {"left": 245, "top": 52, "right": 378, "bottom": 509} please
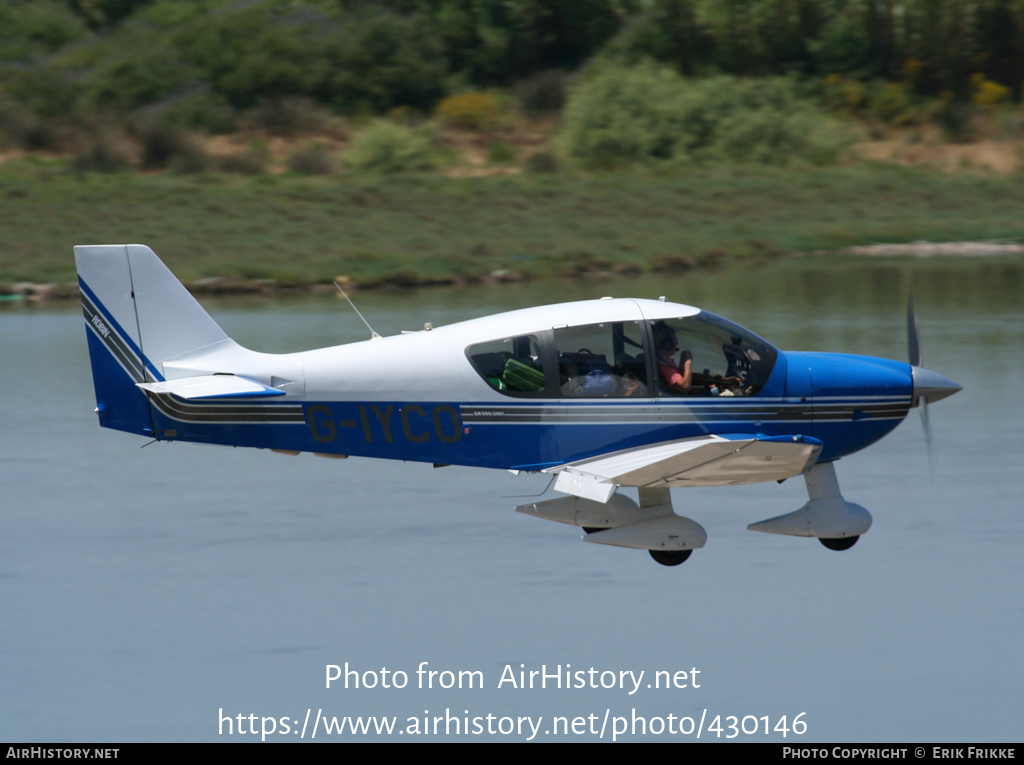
{"left": 91, "top": 295, "right": 915, "bottom": 469}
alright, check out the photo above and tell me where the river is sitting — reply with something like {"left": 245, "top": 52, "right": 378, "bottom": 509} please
{"left": 2, "top": 254, "right": 1021, "bottom": 741}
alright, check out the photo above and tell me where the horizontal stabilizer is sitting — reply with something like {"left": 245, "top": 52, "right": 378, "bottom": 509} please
{"left": 137, "top": 375, "right": 285, "bottom": 400}
{"left": 546, "top": 434, "right": 822, "bottom": 502}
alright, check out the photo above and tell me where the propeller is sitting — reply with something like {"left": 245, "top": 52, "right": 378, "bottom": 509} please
{"left": 907, "top": 290, "right": 922, "bottom": 368}
{"left": 907, "top": 291, "right": 963, "bottom": 471}
{"left": 906, "top": 292, "right": 934, "bottom": 469}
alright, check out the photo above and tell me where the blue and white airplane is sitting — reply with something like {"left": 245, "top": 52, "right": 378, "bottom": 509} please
{"left": 75, "top": 244, "right": 961, "bottom": 566}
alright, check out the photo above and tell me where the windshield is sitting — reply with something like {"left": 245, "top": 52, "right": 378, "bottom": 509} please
{"left": 650, "top": 311, "right": 777, "bottom": 396}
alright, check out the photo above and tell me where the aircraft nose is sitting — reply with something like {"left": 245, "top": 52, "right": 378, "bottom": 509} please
{"left": 911, "top": 366, "right": 962, "bottom": 406}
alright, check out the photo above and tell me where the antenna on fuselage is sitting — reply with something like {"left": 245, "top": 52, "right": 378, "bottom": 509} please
{"left": 334, "top": 281, "right": 382, "bottom": 340}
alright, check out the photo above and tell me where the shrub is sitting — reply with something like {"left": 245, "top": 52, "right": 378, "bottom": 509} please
{"left": 515, "top": 70, "right": 570, "bottom": 116}
{"left": 168, "top": 141, "right": 209, "bottom": 174}
{"left": 559, "top": 63, "right": 858, "bottom": 168}
{"left": 219, "top": 143, "right": 268, "bottom": 175}
{"left": 148, "top": 89, "right": 237, "bottom": 134}
{"left": 971, "top": 74, "right": 1011, "bottom": 107}
{"left": 435, "top": 92, "right": 505, "bottom": 132}
{"left": 288, "top": 142, "right": 336, "bottom": 175}
{"left": 246, "top": 96, "right": 339, "bottom": 137}
{"left": 868, "top": 82, "right": 909, "bottom": 123}
{"left": 823, "top": 75, "right": 936, "bottom": 127}
{"left": 176, "top": 4, "right": 316, "bottom": 109}
{"left": 138, "top": 123, "right": 201, "bottom": 170}
{"left": 936, "top": 96, "right": 977, "bottom": 143}
{"left": 73, "top": 137, "right": 133, "bottom": 173}
{"left": 2, "top": 60, "right": 83, "bottom": 119}
{"left": 0, "top": 0, "right": 87, "bottom": 61}
{"left": 487, "top": 140, "right": 516, "bottom": 164}
{"left": 524, "top": 151, "right": 559, "bottom": 173}
{"left": 0, "top": 97, "right": 60, "bottom": 150}
{"left": 345, "top": 121, "right": 437, "bottom": 173}
{"left": 823, "top": 74, "right": 868, "bottom": 118}
{"left": 81, "top": 41, "right": 195, "bottom": 112}
{"left": 314, "top": 10, "right": 446, "bottom": 115}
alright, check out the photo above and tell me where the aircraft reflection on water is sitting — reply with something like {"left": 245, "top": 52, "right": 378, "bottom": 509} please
{"left": 75, "top": 244, "right": 961, "bottom": 566}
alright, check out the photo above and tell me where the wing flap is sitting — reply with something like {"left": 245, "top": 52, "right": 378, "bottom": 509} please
{"left": 547, "top": 434, "right": 822, "bottom": 502}
{"left": 137, "top": 375, "right": 286, "bottom": 400}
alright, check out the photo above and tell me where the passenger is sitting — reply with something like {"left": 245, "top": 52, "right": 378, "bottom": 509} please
{"left": 653, "top": 321, "right": 692, "bottom": 394}
{"left": 615, "top": 354, "right": 648, "bottom": 397}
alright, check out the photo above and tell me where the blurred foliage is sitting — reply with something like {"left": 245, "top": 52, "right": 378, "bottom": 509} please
{"left": 560, "top": 63, "right": 858, "bottom": 167}
{"left": 823, "top": 74, "right": 938, "bottom": 126}
{"left": 425, "top": 0, "right": 624, "bottom": 83}
{"left": 514, "top": 69, "right": 571, "bottom": 115}
{"left": 345, "top": 121, "right": 440, "bottom": 173}
{"left": 67, "top": 0, "right": 156, "bottom": 29}
{"left": 971, "top": 74, "right": 1011, "bottom": 107}
{"left": 2, "top": 1, "right": 1024, "bottom": 108}
{"left": 435, "top": 91, "right": 506, "bottom": 131}
{"left": 219, "top": 142, "right": 270, "bottom": 175}
{"left": 71, "top": 134, "right": 133, "bottom": 172}
{"left": 486, "top": 139, "right": 516, "bottom": 163}
{"left": 0, "top": 0, "right": 87, "bottom": 60}
{"left": 3, "top": 0, "right": 1024, "bottom": 169}
{"left": 312, "top": 9, "right": 447, "bottom": 114}
{"left": 137, "top": 122, "right": 206, "bottom": 170}
{"left": 288, "top": 141, "right": 337, "bottom": 174}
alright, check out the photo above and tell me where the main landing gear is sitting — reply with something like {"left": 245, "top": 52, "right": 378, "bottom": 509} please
{"left": 580, "top": 487, "right": 707, "bottom": 567}
{"left": 517, "top": 462, "right": 871, "bottom": 565}
{"left": 819, "top": 536, "right": 859, "bottom": 551}
{"left": 748, "top": 461, "right": 871, "bottom": 551}
{"left": 515, "top": 487, "right": 707, "bottom": 567}
{"left": 649, "top": 549, "right": 693, "bottom": 566}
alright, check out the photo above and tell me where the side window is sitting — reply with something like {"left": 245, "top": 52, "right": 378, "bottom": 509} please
{"left": 554, "top": 322, "right": 648, "bottom": 398}
{"left": 467, "top": 334, "right": 547, "bottom": 396}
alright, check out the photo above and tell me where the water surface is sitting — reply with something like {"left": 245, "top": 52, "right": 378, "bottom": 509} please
{"left": 2, "top": 255, "right": 1021, "bottom": 741}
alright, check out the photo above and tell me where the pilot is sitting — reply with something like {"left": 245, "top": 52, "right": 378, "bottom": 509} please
{"left": 653, "top": 321, "right": 692, "bottom": 394}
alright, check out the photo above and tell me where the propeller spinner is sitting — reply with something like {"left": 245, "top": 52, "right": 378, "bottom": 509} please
{"left": 907, "top": 292, "right": 963, "bottom": 466}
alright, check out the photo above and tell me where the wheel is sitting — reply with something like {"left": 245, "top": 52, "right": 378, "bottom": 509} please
{"left": 820, "top": 535, "right": 859, "bottom": 551}
{"left": 649, "top": 549, "right": 692, "bottom": 566}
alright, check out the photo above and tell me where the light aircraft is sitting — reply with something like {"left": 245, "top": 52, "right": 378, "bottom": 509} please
{"left": 75, "top": 244, "right": 961, "bottom": 566}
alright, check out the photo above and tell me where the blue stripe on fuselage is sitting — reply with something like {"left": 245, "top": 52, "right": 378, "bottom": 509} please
{"left": 141, "top": 389, "right": 910, "bottom": 468}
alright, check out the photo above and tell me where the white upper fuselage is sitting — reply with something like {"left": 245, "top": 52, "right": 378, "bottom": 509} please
{"left": 162, "top": 298, "right": 700, "bottom": 402}
{"left": 147, "top": 297, "right": 915, "bottom": 469}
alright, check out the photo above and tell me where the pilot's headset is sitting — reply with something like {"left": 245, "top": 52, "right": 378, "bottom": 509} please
{"left": 653, "top": 321, "right": 677, "bottom": 352}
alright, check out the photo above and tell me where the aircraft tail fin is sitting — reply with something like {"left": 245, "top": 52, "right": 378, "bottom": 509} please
{"left": 75, "top": 244, "right": 232, "bottom": 436}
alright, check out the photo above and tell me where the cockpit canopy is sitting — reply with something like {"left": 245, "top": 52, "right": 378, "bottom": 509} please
{"left": 466, "top": 311, "right": 778, "bottom": 399}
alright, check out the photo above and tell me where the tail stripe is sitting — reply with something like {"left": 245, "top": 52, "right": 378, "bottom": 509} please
{"left": 145, "top": 392, "right": 304, "bottom": 424}
{"left": 79, "top": 278, "right": 162, "bottom": 384}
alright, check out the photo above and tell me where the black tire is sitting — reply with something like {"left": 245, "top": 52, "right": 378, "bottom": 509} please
{"left": 649, "top": 549, "right": 692, "bottom": 566}
{"left": 820, "top": 536, "right": 859, "bottom": 551}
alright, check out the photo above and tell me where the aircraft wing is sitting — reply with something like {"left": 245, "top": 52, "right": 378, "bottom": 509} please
{"left": 545, "top": 434, "right": 823, "bottom": 503}
{"left": 137, "top": 375, "right": 286, "bottom": 400}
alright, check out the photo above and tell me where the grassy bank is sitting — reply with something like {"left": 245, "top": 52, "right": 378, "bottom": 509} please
{"left": 3, "top": 158, "right": 1024, "bottom": 289}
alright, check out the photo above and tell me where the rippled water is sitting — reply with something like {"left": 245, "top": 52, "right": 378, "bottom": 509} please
{"left": 2, "top": 255, "right": 1021, "bottom": 741}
